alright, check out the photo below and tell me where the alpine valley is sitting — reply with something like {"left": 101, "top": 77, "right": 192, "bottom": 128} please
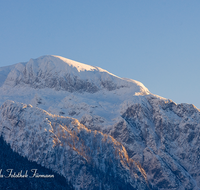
{"left": 0, "top": 55, "right": 200, "bottom": 190}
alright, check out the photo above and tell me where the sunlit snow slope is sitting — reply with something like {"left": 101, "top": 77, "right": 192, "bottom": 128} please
{"left": 0, "top": 55, "right": 151, "bottom": 128}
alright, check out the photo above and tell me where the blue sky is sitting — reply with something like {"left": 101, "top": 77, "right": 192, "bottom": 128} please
{"left": 0, "top": 1, "right": 200, "bottom": 108}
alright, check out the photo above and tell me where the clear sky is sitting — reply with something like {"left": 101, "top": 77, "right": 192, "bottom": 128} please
{"left": 0, "top": 1, "right": 200, "bottom": 108}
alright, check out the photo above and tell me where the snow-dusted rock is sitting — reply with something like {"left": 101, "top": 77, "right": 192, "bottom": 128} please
{"left": 0, "top": 100, "right": 148, "bottom": 190}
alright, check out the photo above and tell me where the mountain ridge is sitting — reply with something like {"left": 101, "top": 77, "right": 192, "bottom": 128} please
{"left": 0, "top": 100, "right": 149, "bottom": 190}
{"left": 1, "top": 55, "right": 150, "bottom": 95}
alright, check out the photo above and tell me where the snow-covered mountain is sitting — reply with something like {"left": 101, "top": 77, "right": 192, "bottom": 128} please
{"left": 2, "top": 55, "right": 149, "bottom": 94}
{"left": 0, "top": 55, "right": 200, "bottom": 189}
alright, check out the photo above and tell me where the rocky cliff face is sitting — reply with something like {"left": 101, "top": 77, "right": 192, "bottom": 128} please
{"left": 0, "top": 55, "right": 200, "bottom": 189}
{"left": 0, "top": 101, "right": 148, "bottom": 190}
{"left": 110, "top": 97, "right": 200, "bottom": 189}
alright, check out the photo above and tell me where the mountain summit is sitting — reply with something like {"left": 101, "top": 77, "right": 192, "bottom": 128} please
{"left": 2, "top": 55, "right": 150, "bottom": 95}
{"left": 0, "top": 55, "right": 200, "bottom": 189}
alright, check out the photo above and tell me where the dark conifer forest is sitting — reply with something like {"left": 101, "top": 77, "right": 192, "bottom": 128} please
{"left": 0, "top": 136, "right": 74, "bottom": 190}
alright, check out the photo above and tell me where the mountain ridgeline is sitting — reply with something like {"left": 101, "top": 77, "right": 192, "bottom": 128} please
{"left": 0, "top": 55, "right": 199, "bottom": 189}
